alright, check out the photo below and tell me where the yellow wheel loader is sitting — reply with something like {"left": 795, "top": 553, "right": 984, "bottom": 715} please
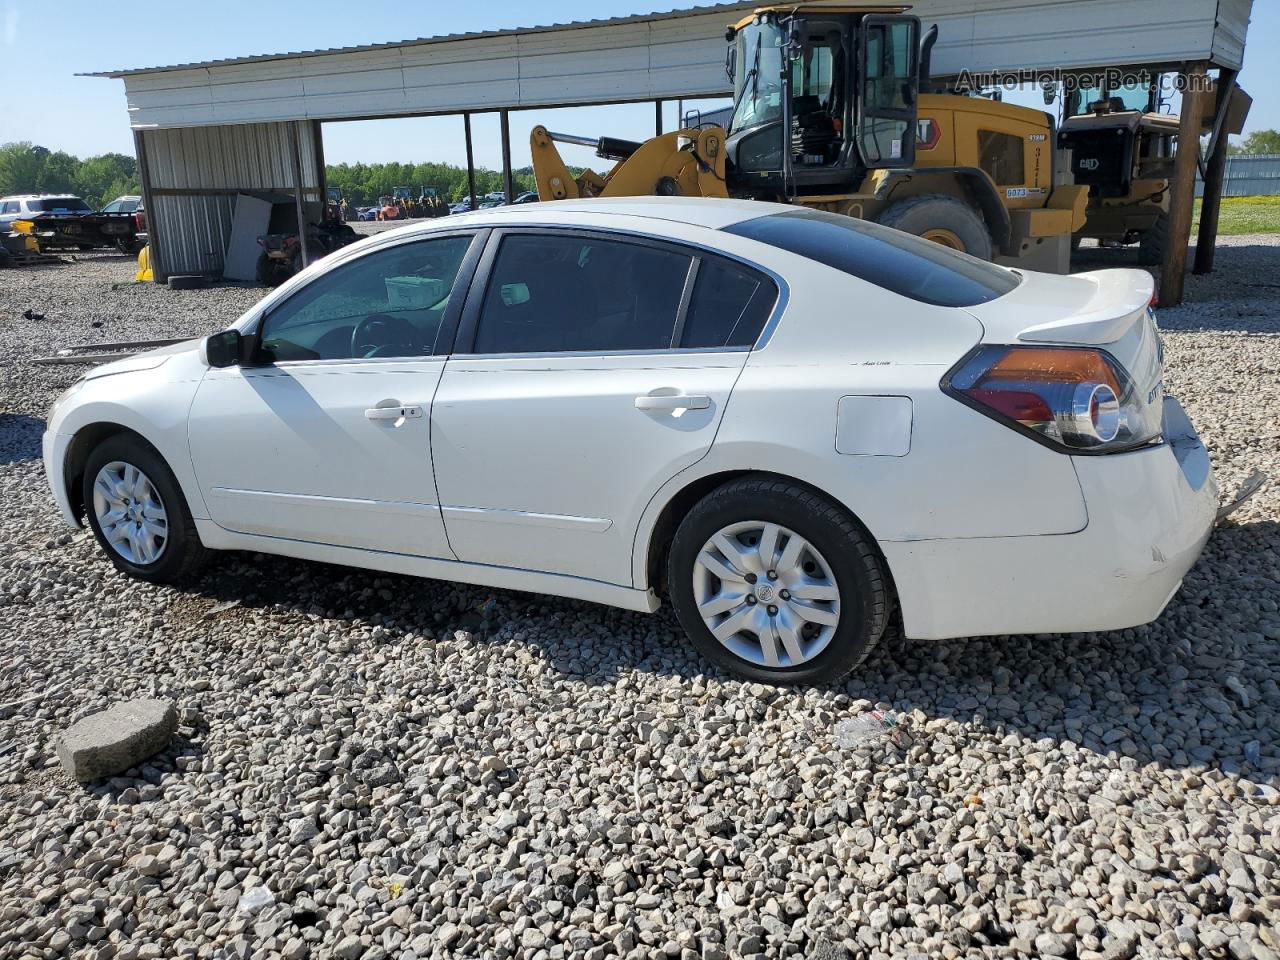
{"left": 1057, "top": 72, "right": 1250, "bottom": 266}
{"left": 531, "top": 3, "right": 1087, "bottom": 272}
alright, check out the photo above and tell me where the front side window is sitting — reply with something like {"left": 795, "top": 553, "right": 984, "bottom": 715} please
{"left": 472, "top": 234, "right": 691, "bottom": 354}
{"left": 258, "top": 235, "right": 473, "bottom": 362}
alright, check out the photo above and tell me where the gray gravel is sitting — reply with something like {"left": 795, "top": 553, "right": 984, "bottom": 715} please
{"left": 1, "top": 240, "right": 1278, "bottom": 960}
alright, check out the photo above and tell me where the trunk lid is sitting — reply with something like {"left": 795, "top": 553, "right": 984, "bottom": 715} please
{"left": 964, "top": 267, "right": 1164, "bottom": 431}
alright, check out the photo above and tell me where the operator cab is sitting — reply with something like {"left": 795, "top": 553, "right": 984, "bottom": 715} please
{"left": 724, "top": 10, "right": 920, "bottom": 197}
{"left": 1058, "top": 73, "right": 1178, "bottom": 198}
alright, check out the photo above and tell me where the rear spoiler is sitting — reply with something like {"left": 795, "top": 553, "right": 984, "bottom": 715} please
{"left": 1018, "top": 269, "right": 1154, "bottom": 344}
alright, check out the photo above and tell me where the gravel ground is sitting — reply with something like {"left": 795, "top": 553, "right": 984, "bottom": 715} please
{"left": 0, "top": 239, "right": 1278, "bottom": 960}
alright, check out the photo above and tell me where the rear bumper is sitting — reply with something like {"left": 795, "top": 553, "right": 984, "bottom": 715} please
{"left": 884, "top": 397, "right": 1217, "bottom": 640}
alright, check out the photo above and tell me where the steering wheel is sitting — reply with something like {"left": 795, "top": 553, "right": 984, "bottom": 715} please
{"left": 351, "top": 313, "right": 414, "bottom": 358}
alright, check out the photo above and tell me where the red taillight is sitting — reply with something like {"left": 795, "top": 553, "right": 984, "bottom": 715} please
{"left": 944, "top": 345, "right": 1158, "bottom": 453}
{"left": 966, "top": 388, "right": 1053, "bottom": 425}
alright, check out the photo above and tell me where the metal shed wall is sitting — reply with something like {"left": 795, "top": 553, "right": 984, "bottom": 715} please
{"left": 141, "top": 121, "right": 322, "bottom": 276}
{"left": 1196, "top": 154, "right": 1280, "bottom": 198}
{"left": 106, "top": 0, "right": 1251, "bottom": 130}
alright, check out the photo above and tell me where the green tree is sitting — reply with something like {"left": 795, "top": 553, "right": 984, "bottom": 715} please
{"left": 324, "top": 158, "right": 542, "bottom": 209}
{"left": 1237, "top": 129, "right": 1280, "bottom": 155}
{"left": 0, "top": 142, "right": 49, "bottom": 196}
{"left": 74, "top": 154, "right": 139, "bottom": 208}
{"left": 35, "top": 151, "right": 79, "bottom": 195}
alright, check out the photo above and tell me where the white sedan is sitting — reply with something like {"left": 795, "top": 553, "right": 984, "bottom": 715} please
{"left": 44, "top": 198, "right": 1218, "bottom": 684}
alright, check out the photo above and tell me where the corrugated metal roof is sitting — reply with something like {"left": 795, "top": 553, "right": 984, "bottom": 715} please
{"left": 79, "top": 2, "right": 754, "bottom": 78}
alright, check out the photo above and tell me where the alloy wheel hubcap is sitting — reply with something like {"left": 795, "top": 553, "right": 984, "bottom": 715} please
{"left": 92, "top": 461, "right": 168, "bottom": 565}
{"left": 692, "top": 521, "right": 841, "bottom": 668}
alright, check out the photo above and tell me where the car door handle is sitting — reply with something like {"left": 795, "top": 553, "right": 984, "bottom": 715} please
{"left": 365, "top": 404, "right": 423, "bottom": 421}
{"left": 634, "top": 394, "right": 711, "bottom": 412}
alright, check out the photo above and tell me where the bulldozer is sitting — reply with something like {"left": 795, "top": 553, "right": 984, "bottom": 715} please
{"left": 1057, "top": 72, "right": 1251, "bottom": 265}
{"left": 531, "top": 2, "right": 1087, "bottom": 271}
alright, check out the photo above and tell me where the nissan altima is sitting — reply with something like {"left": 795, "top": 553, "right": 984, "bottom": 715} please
{"left": 43, "top": 198, "right": 1218, "bottom": 684}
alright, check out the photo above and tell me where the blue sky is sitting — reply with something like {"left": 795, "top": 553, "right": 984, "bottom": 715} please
{"left": 1, "top": 0, "right": 1276, "bottom": 173}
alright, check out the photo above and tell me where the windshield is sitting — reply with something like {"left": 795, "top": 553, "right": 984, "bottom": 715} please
{"left": 1067, "top": 78, "right": 1154, "bottom": 117}
{"left": 36, "top": 197, "right": 91, "bottom": 212}
{"left": 729, "top": 20, "right": 786, "bottom": 134}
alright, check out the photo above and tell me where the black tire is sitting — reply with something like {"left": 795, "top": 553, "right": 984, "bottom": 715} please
{"left": 82, "top": 434, "right": 206, "bottom": 584}
{"left": 255, "top": 251, "right": 297, "bottom": 287}
{"left": 1138, "top": 212, "right": 1169, "bottom": 267}
{"left": 877, "top": 193, "right": 994, "bottom": 260}
{"left": 667, "top": 477, "right": 891, "bottom": 685}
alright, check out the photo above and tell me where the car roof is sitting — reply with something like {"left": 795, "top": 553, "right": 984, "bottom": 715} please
{"left": 435, "top": 196, "right": 781, "bottom": 231}
{"left": 1, "top": 194, "right": 86, "bottom": 201}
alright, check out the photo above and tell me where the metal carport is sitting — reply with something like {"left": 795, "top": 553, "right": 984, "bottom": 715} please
{"left": 83, "top": 0, "right": 1253, "bottom": 303}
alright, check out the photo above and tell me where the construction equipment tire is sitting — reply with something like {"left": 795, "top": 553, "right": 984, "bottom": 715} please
{"left": 1138, "top": 212, "right": 1169, "bottom": 267}
{"left": 877, "top": 193, "right": 994, "bottom": 260}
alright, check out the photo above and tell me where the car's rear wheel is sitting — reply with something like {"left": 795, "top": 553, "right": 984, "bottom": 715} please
{"left": 667, "top": 477, "right": 891, "bottom": 685}
{"left": 82, "top": 435, "right": 205, "bottom": 583}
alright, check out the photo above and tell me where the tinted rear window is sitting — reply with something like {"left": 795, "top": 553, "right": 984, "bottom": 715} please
{"left": 722, "top": 208, "right": 1020, "bottom": 307}
{"left": 36, "top": 198, "right": 91, "bottom": 212}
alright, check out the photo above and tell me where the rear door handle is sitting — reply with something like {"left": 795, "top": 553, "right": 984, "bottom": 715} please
{"left": 365, "top": 404, "right": 423, "bottom": 421}
{"left": 635, "top": 394, "right": 711, "bottom": 411}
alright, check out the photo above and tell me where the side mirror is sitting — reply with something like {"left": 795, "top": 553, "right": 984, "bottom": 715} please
{"left": 786, "top": 18, "right": 808, "bottom": 61}
{"left": 206, "top": 329, "right": 244, "bottom": 368}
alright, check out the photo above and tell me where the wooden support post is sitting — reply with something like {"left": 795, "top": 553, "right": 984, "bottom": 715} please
{"left": 500, "top": 109, "right": 514, "bottom": 204}
{"left": 655, "top": 99, "right": 664, "bottom": 136}
{"left": 312, "top": 119, "right": 328, "bottom": 216}
{"left": 288, "top": 121, "right": 311, "bottom": 270}
{"left": 132, "top": 129, "right": 166, "bottom": 284}
{"left": 1194, "top": 68, "right": 1238, "bottom": 275}
{"left": 464, "top": 113, "right": 478, "bottom": 211}
{"left": 1158, "top": 62, "right": 1209, "bottom": 308}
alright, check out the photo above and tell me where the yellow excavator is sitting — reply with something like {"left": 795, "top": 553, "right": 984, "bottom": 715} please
{"left": 531, "top": 2, "right": 1088, "bottom": 271}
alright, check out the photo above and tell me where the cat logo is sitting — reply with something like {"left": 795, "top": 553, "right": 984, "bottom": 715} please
{"left": 1079, "top": 158, "right": 1100, "bottom": 171}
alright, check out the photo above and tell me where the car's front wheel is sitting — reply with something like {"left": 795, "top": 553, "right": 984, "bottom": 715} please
{"left": 667, "top": 477, "right": 891, "bottom": 685}
{"left": 82, "top": 434, "right": 205, "bottom": 583}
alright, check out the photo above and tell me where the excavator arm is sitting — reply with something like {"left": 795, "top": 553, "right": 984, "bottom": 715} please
{"left": 530, "top": 125, "right": 730, "bottom": 201}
